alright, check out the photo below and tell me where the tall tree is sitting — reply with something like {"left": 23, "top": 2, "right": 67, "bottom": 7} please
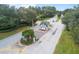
{"left": 62, "top": 5, "right": 79, "bottom": 44}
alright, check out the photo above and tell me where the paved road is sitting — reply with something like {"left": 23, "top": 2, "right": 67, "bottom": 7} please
{"left": 0, "top": 23, "right": 46, "bottom": 48}
{"left": 0, "top": 32, "right": 22, "bottom": 48}
{"left": 0, "top": 16, "right": 65, "bottom": 54}
{"left": 24, "top": 20, "right": 65, "bottom": 54}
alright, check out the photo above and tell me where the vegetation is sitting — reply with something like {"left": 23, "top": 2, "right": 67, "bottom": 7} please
{"left": 1, "top": 4, "right": 79, "bottom": 53}
{"left": 20, "top": 29, "right": 36, "bottom": 45}
{"left": 22, "top": 29, "right": 34, "bottom": 37}
{"left": 62, "top": 5, "right": 79, "bottom": 44}
{"left": 0, "top": 4, "right": 57, "bottom": 32}
{"left": 54, "top": 5, "right": 79, "bottom": 53}
{"left": 54, "top": 30, "right": 79, "bottom": 54}
{"left": 57, "top": 11, "right": 62, "bottom": 18}
{"left": 0, "top": 26, "right": 27, "bottom": 40}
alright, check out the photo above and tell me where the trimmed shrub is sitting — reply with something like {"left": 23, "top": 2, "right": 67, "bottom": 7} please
{"left": 21, "top": 29, "right": 35, "bottom": 45}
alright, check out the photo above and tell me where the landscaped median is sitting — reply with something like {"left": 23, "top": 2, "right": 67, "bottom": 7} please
{"left": 54, "top": 30, "right": 79, "bottom": 54}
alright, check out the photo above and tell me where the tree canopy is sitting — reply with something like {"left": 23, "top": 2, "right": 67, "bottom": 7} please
{"left": 0, "top": 4, "right": 57, "bottom": 32}
{"left": 62, "top": 5, "right": 79, "bottom": 44}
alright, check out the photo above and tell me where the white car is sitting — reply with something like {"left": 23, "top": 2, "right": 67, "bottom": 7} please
{"left": 40, "top": 24, "right": 48, "bottom": 31}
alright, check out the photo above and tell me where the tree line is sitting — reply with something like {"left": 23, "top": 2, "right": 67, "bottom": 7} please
{"left": 62, "top": 5, "right": 79, "bottom": 44}
{"left": 0, "top": 4, "right": 57, "bottom": 32}
{"left": 1, "top": 4, "right": 79, "bottom": 44}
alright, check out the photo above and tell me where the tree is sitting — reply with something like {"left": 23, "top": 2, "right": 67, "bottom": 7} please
{"left": 20, "top": 29, "right": 35, "bottom": 45}
{"left": 63, "top": 8, "right": 73, "bottom": 15}
{"left": 42, "top": 6, "right": 56, "bottom": 17}
{"left": 18, "top": 7, "right": 37, "bottom": 26}
{"left": 0, "top": 4, "right": 57, "bottom": 32}
{"left": 62, "top": 5, "right": 79, "bottom": 44}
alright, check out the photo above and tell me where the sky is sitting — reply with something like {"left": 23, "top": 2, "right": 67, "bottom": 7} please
{"left": 9, "top": 4, "right": 77, "bottom": 11}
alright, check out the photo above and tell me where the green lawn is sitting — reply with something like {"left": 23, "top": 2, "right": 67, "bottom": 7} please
{"left": 54, "top": 30, "right": 79, "bottom": 54}
{"left": 0, "top": 26, "right": 27, "bottom": 40}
